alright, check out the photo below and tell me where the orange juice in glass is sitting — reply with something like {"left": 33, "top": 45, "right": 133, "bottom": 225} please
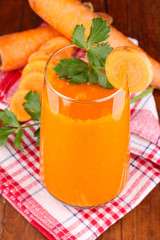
{"left": 40, "top": 45, "right": 130, "bottom": 208}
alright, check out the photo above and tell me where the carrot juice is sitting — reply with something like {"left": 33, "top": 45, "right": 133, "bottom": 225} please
{"left": 40, "top": 46, "right": 130, "bottom": 207}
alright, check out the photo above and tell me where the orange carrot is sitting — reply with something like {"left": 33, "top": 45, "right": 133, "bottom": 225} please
{"left": 96, "top": 12, "right": 113, "bottom": 25}
{"left": 22, "top": 60, "right": 46, "bottom": 78}
{"left": 18, "top": 36, "right": 72, "bottom": 107}
{"left": 105, "top": 46, "right": 153, "bottom": 93}
{"left": 108, "top": 27, "right": 160, "bottom": 88}
{"left": 9, "top": 35, "right": 72, "bottom": 121}
{"left": 28, "top": 36, "right": 71, "bottom": 62}
{"left": 0, "top": 26, "right": 60, "bottom": 71}
{"left": 19, "top": 72, "right": 44, "bottom": 102}
{"left": 39, "top": 36, "right": 71, "bottom": 53}
{"left": 28, "top": 0, "right": 160, "bottom": 89}
{"left": 10, "top": 90, "right": 31, "bottom": 122}
{"left": 28, "top": 52, "right": 50, "bottom": 62}
{"left": 28, "top": 0, "right": 102, "bottom": 40}
{"left": 82, "top": 1, "right": 113, "bottom": 24}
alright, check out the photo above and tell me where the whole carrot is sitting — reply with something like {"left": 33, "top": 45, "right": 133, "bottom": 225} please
{"left": 96, "top": 12, "right": 113, "bottom": 25}
{"left": 28, "top": 0, "right": 97, "bottom": 40}
{"left": 0, "top": 26, "right": 60, "bottom": 71}
{"left": 28, "top": 0, "right": 160, "bottom": 89}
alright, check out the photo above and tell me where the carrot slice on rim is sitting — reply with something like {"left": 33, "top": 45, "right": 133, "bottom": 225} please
{"left": 105, "top": 46, "right": 153, "bottom": 93}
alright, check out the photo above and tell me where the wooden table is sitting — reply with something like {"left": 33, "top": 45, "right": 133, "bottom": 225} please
{"left": 0, "top": 0, "right": 160, "bottom": 239}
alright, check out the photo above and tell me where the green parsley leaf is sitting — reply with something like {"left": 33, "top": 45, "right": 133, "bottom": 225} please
{"left": 34, "top": 127, "right": 40, "bottom": 138}
{"left": 92, "top": 68, "right": 113, "bottom": 89}
{"left": 36, "top": 139, "right": 40, "bottom": 146}
{"left": 88, "top": 69, "right": 98, "bottom": 84}
{"left": 0, "top": 109, "right": 20, "bottom": 127}
{"left": 87, "top": 43, "right": 113, "bottom": 67}
{"left": 53, "top": 57, "right": 90, "bottom": 79}
{"left": 71, "top": 25, "right": 86, "bottom": 50}
{"left": 130, "top": 87, "right": 155, "bottom": 104}
{"left": 14, "top": 128, "right": 24, "bottom": 151}
{"left": 0, "top": 127, "right": 16, "bottom": 146}
{"left": 68, "top": 69, "right": 90, "bottom": 84}
{"left": 23, "top": 91, "right": 41, "bottom": 121}
{"left": 34, "top": 127, "right": 40, "bottom": 146}
{"left": 87, "top": 18, "right": 111, "bottom": 48}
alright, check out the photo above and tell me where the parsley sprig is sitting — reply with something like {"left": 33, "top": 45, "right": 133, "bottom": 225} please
{"left": 53, "top": 17, "right": 113, "bottom": 88}
{"left": 0, "top": 91, "right": 41, "bottom": 151}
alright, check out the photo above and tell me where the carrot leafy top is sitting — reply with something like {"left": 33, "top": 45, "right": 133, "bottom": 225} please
{"left": 53, "top": 17, "right": 113, "bottom": 88}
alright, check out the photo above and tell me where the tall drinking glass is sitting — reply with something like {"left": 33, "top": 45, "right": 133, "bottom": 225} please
{"left": 40, "top": 45, "right": 130, "bottom": 208}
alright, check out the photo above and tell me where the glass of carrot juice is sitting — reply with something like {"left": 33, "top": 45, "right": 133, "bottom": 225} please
{"left": 40, "top": 45, "right": 130, "bottom": 208}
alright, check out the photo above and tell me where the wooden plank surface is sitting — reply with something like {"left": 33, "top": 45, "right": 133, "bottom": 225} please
{"left": 0, "top": 0, "right": 160, "bottom": 239}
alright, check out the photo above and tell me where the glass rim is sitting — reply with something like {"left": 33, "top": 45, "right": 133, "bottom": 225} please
{"left": 45, "top": 44, "right": 128, "bottom": 104}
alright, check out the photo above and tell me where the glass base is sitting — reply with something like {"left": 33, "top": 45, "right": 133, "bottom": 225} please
{"left": 43, "top": 180, "right": 128, "bottom": 209}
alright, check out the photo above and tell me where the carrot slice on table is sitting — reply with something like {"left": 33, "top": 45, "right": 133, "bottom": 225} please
{"left": 19, "top": 72, "right": 44, "bottom": 102}
{"left": 28, "top": 0, "right": 160, "bottom": 89}
{"left": 10, "top": 90, "right": 31, "bottom": 122}
{"left": 28, "top": 51, "right": 50, "bottom": 62}
{"left": 39, "top": 36, "right": 71, "bottom": 54}
{"left": 29, "top": 36, "right": 71, "bottom": 62}
{"left": 22, "top": 60, "right": 46, "bottom": 78}
{"left": 0, "top": 26, "right": 60, "bottom": 71}
{"left": 105, "top": 46, "right": 153, "bottom": 93}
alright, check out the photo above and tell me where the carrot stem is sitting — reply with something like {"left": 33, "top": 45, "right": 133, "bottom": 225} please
{"left": 21, "top": 122, "right": 40, "bottom": 129}
{"left": 130, "top": 87, "right": 155, "bottom": 104}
